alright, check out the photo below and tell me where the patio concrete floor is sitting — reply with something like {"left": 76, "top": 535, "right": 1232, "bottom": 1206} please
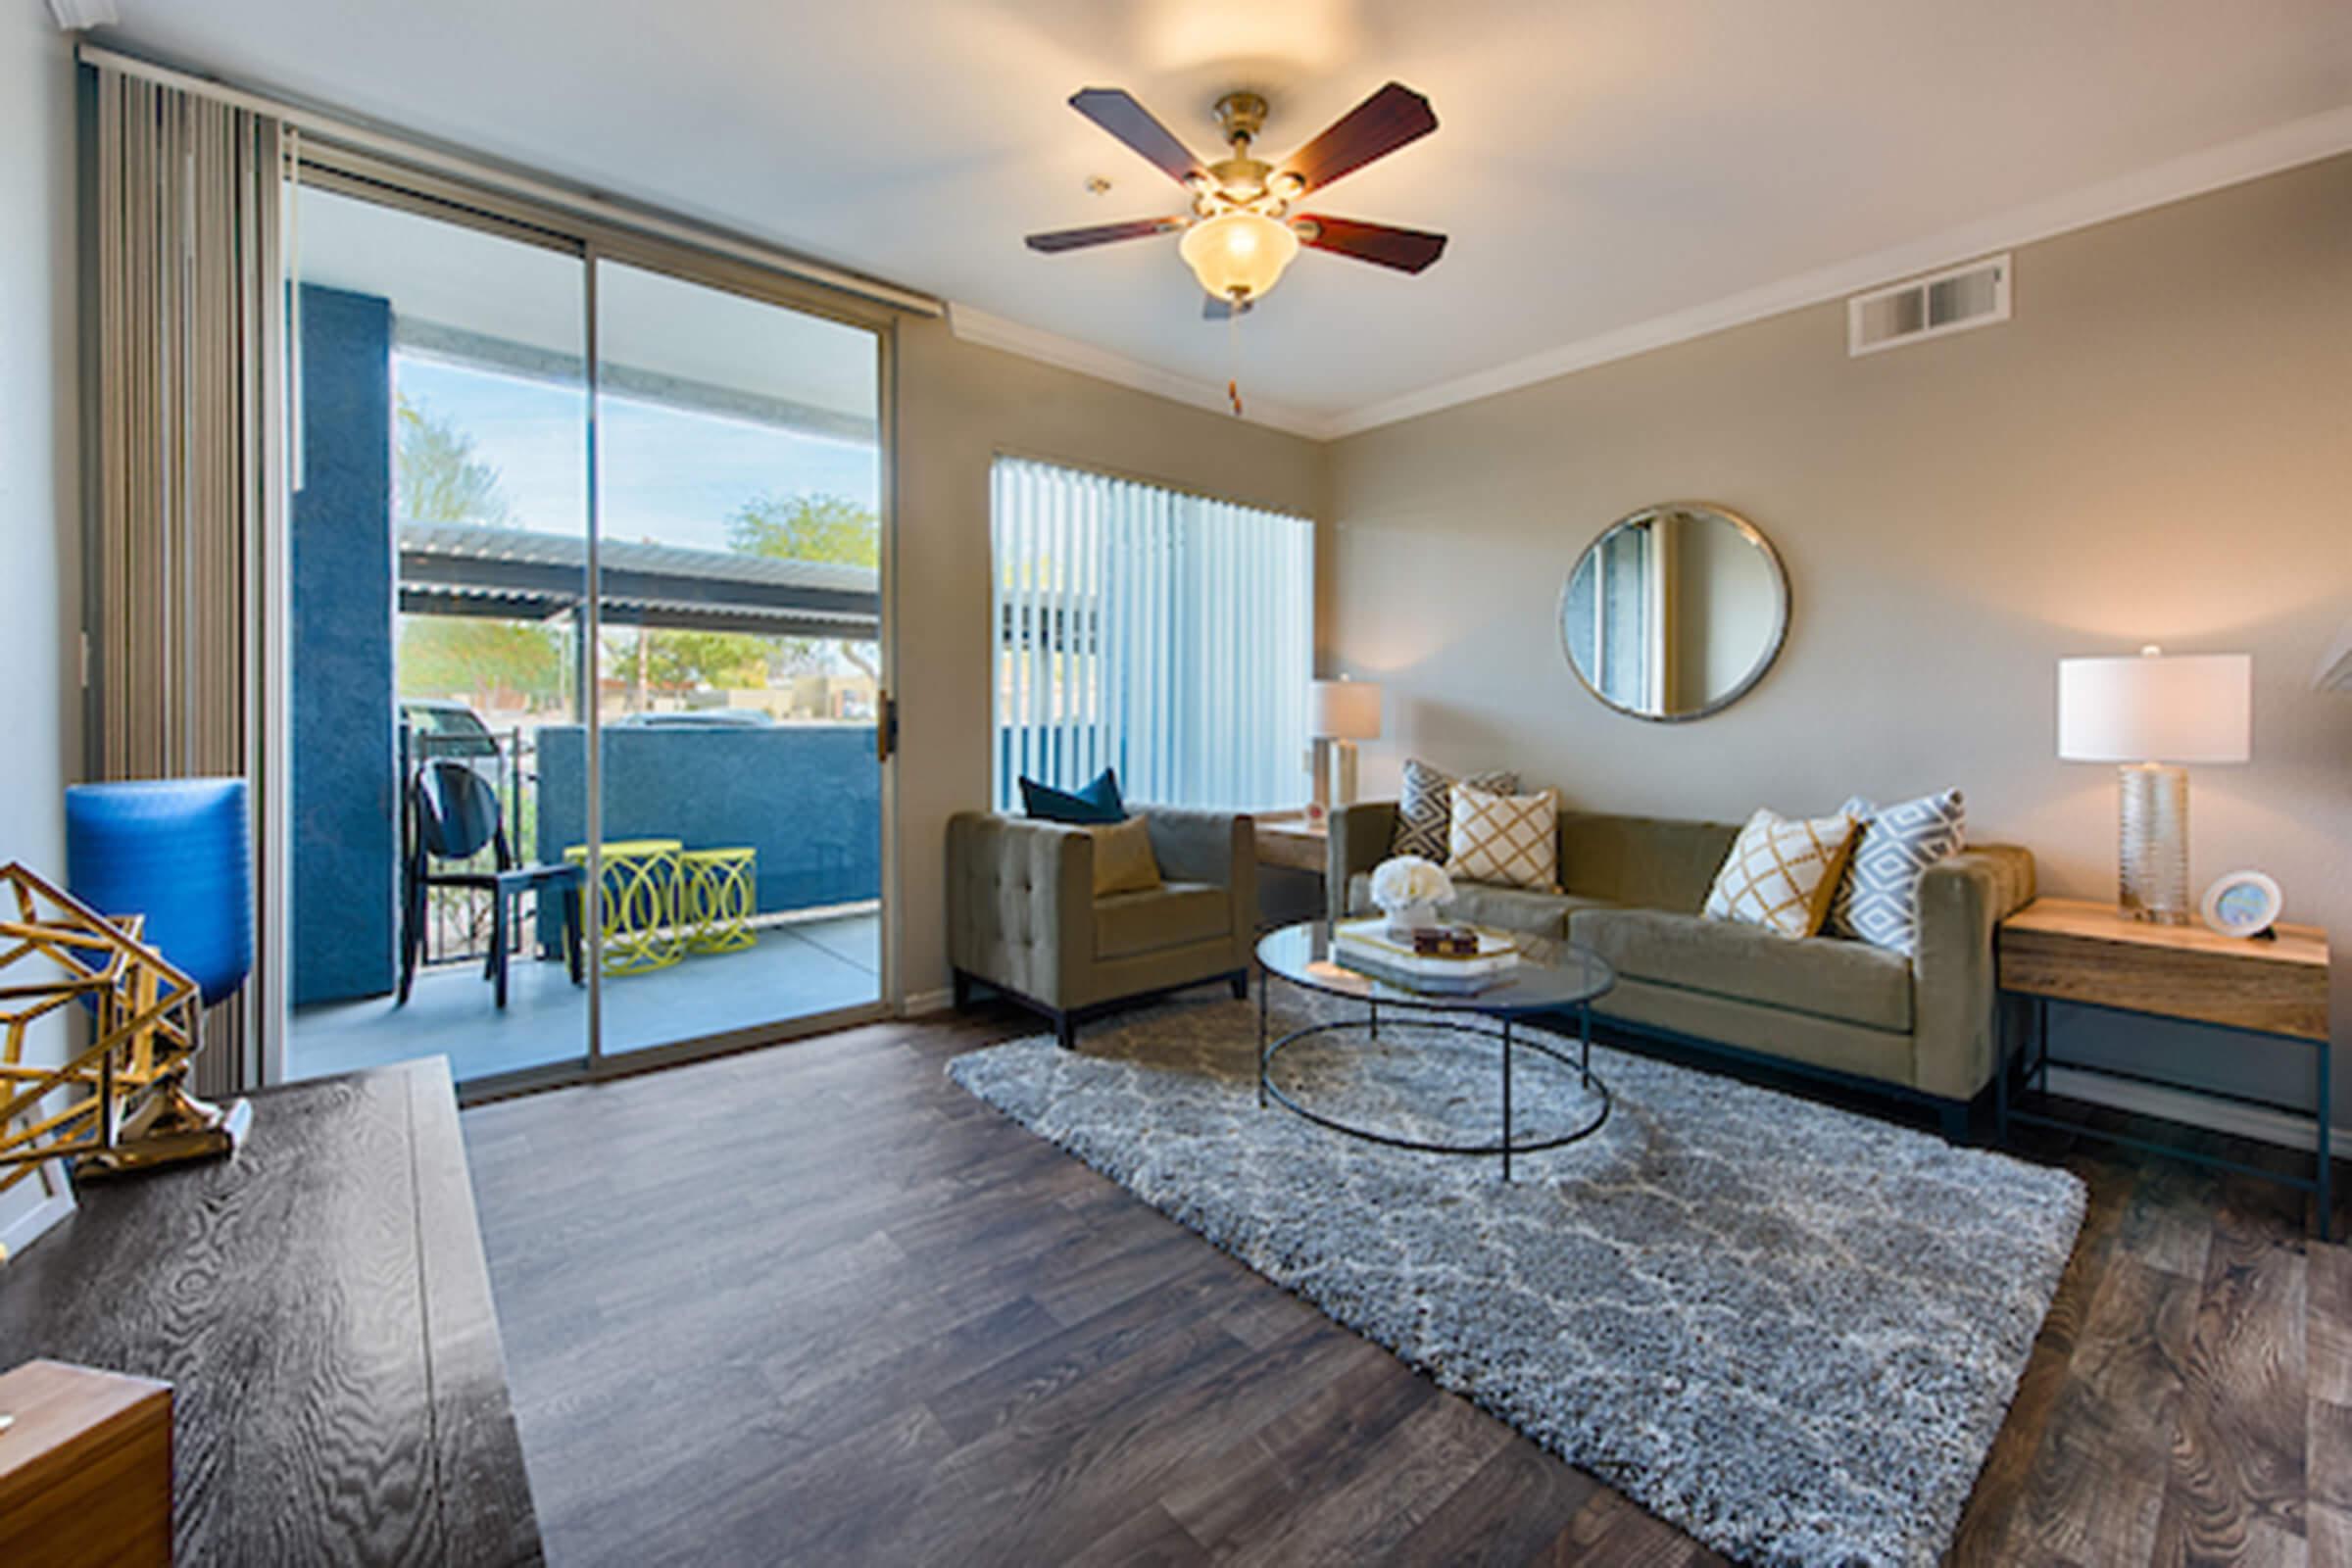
{"left": 287, "top": 911, "right": 879, "bottom": 1084}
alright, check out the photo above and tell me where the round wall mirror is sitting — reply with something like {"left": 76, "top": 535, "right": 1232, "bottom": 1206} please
{"left": 1558, "top": 503, "right": 1788, "bottom": 722}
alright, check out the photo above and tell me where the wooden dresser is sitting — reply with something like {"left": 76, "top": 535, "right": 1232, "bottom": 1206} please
{"left": 0, "top": 1057, "right": 542, "bottom": 1565}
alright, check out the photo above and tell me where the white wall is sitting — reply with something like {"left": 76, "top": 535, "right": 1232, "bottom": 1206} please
{"left": 0, "top": 2, "right": 78, "bottom": 906}
{"left": 1326, "top": 155, "right": 2352, "bottom": 1130}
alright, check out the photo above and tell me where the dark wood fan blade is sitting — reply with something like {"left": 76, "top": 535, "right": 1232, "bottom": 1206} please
{"left": 1025, "top": 217, "right": 1185, "bottom": 253}
{"left": 1277, "top": 82, "right": 1437, "bottom": 194}
{"left": 1297, "top": 216, "right": 1447, "bottom": 272}
{"left": 1069, "top": 88, "right": 1207, "bottom": 185}
{"left": 1201, "top": 295, "right": 1255, "bottom": 320}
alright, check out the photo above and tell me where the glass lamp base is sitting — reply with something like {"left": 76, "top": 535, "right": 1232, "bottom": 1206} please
{"left": 2118, "top": 763, "right": 2190, "bottom": 925}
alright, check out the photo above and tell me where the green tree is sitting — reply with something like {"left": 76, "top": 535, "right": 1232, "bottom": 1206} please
{"left": 399, "top": 617, "right": 565, "bottom": 706}
{"left": 605, "top": 626, "right": 767, "bottom": 700}
{"left": 722, "top": 492, "right": 882, "bottom": 681}
{"left": 392, "top": 397, "right": 563, "bottom": 708}
{"left": 395, "top": 393, "right": 513, "bottom": 526}
{"left": 725, "top": 492, "right": 878, "bottom": 567}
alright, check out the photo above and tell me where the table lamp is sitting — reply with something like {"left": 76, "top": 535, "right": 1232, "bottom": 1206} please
{"left": 1308, "top": 678, "right": 1382, "bottom": 824}
{"left": 2057, "top": 647, "right": 2250, "bottom": 924}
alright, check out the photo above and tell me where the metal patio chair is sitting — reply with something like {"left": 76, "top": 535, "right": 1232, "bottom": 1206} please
{"left": 399, "top": 760, "right": 582, "bottom": 1009}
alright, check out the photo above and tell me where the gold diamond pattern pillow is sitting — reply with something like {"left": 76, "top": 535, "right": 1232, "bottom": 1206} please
{"left": 1703, "top": 808, "right": 1861, "bottom": 939}
{"left": 1447, "top": 785, "right": 1560, "bottom": 892}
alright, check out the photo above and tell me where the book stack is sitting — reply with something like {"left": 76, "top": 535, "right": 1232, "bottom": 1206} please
{"left": 1331, "top": 918, "right": 1520, "bottom": 995}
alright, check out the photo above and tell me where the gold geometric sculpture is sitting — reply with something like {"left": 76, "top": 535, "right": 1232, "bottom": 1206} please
{"left": 0, "top": 862, "right": 251, "bottom": 1195}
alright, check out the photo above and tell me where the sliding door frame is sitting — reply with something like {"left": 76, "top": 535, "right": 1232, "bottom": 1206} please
{"left": 276, "top": 142, "right": 903, "bottom": 1102}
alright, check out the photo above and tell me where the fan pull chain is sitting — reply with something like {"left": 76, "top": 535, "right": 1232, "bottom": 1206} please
{"left": 1226, "top": 301, "right": 1244, "bottom": 416}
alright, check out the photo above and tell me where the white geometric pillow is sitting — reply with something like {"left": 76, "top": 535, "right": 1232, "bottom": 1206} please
{"left": 1703, "top": 808, "right": 1861, "bottom": 939}
{"left": 1391, "top": 759, "right": 1518, "bottom": 862}
{"left": 1828, "top": 789, "right": 1967, "bottom": 956}
{"left": 1448, "top": 785, "right": 1560, "bottom": 891}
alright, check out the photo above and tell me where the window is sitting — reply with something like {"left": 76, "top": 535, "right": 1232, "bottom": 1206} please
{"left": 992, "top": 457, "right": 1313, "bottom": 811}
{"left": 1562, "top": 517, "right": 1655, "bottom": 710}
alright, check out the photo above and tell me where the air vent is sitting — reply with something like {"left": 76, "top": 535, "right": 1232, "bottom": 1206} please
{"left": 1848, "top": 255, "right": 2010, "bottom": 357}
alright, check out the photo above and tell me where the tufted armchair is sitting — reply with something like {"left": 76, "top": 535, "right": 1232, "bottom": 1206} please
{"left": 948, "top": 808, "right": 1256, "bottom": 1050}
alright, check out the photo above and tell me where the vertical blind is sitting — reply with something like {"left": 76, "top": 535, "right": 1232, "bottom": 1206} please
{"left": 90, "top": 67, "right": 287, "bottom": 1096}
{"left": 992, "top": 457, "right": 1313, "bottom": 811}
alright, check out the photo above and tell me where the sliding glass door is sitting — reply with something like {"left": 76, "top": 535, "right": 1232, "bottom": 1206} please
{"left": 588, "top": 257, "right": 885, "bottom": 1058}
{"left": 284, "top": 180, "right": 593, "bottom": 1085}
{"left": 280, "top": 172, "right": 891, "bottom": 1090}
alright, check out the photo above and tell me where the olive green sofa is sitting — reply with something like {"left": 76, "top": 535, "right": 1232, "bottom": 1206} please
{"left": 949, "top": 808, "right": 1256, "bottom": 1050}
{"left": 1329, "top": 801, "right": 2034, "bottom": 1136}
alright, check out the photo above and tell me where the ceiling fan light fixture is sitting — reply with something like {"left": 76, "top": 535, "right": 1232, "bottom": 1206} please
{"left": 1178, "top": 210, "right": 1299, "bottom": 304}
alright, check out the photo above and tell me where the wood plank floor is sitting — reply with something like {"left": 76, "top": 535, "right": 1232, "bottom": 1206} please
{"left": 461, "top": 1001, "right": 2347, "bottom": 1566}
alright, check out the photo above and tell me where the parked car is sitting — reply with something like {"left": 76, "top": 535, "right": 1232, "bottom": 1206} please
{"left": 402, "top": 700, "right": 504, "bottom": 787}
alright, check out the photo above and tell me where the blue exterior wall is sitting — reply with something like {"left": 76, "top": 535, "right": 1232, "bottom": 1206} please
{"left": 291, "top": 284, "right": 398, "bottom": 1005}
{"left": 534, "top": 725, "right": 880, "bottom": 946}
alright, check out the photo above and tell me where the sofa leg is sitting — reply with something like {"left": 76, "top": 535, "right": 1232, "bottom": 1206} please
{"left": 1229, "top": 969, "right": 1249, "bottom": 1002}
{"left": 952, "top": 968, "right": 974, "bottom": 1010}
{"left": 1937, "top": 1099, "right": 1971, "bottom": 1145}
{"left": 1054, "top": 1011, "right": 1077, "bottom": 1052}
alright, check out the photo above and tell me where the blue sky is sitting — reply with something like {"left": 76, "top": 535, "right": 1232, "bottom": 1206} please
{"left": 398, "top": 356, "right": 879, "bottom": 554}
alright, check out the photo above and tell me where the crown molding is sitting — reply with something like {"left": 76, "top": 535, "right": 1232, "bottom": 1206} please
{"left": 955, "top": 108, "right": 2352, "bottom": 445}
{"left": 46, "top": 0, "right": 119, "bottom": 30}
{"left": 1320, "top": 105, "right": 2352, "bottom": 439}
{"left": 944, "top": 304, "right": 1337, "bottom": 440}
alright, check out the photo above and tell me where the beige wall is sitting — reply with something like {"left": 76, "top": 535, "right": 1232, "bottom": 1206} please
{"left": 0, "top": 6, "right": 79, "bottom": 1063}
{"left": 1325, "top": 154, "right": 2352, "bottom": 1123}
{"left": 892, "top": 319, "right": 1323, "bottom": 1001}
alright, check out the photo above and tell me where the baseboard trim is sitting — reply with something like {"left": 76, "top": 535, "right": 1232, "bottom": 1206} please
{"left": 2040, "top": 1067, "right": 2352, "bottom": 1157}
{"left": 902, "top": 987, "right": 956, "bottom": 1018}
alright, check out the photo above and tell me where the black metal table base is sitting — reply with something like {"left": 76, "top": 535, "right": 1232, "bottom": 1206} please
{"left": 1258, "top": 971, "right": 1609, "bottom": 1180}
{"left": 1996, "top": 993, "right": 2334, "bottom": 1240}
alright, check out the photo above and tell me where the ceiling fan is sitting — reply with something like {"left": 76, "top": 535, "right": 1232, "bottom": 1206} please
{"left": 1026, "top": 82, "right": 1446, "bottom": 317}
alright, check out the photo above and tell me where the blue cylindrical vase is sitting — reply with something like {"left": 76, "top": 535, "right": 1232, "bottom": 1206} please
{"left": 67, "top": 778, "right": 255, "bottom": 1006}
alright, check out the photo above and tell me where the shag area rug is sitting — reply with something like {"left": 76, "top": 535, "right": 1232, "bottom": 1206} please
{"left": 948, "top": 990, "right": 2084, "bottom": 1567}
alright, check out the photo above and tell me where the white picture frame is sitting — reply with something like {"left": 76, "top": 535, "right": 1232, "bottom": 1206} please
{"left": 2200, "top": 869, "right": 2283, "bottom": 939}
{"left": 0, "top": 1153, "right": 75, "bottom": 1265}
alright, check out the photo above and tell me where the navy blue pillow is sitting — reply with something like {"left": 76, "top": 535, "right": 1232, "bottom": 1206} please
{"left": 1020, "top": 768, "right": 1126, "bottom": 824}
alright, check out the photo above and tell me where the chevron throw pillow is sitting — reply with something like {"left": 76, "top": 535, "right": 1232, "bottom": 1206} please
{"left": 1447, "top": 785, "right": 1560, "bottom": 891}
{"left": 1828, "top": 789, "right": 1967, "bottom": 956}
{"left": 1703, "top": 808, "right": 1862, "bottom": 939}
{"left": 1390, "top": 759, "right": 1519, "bottom": 862}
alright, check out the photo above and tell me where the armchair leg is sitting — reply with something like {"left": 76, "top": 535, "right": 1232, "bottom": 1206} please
{"left": 952, "top": 968, "right": 974, "bottom": 1010}
{"left": 1937, "top": 1098, "right": 1971, "bottom": 1145}
{"left": 1054, "top": 1011, "right": 1077, "bottom": 1052}
{"left": 1229, "top": 969, "right": 1249, "bottom": 1002}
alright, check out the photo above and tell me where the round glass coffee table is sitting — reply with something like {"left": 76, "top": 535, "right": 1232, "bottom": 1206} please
{"left": 1254, "top": 920, "right": 1617, "bottom": 1179}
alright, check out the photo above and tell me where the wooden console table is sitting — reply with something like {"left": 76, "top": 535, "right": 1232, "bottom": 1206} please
{"left": 0, "top": 1057, "right": 542, "bottom": 1565}
{"left": 1253, "top": 813, "right": 1330, "bottom": 874}
{"left": 1995, "top": 897, "right": 2333, "bottom": 1236}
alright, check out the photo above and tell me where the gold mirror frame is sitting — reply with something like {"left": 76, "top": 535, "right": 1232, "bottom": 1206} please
{"left": 1557, "top": 502, "right": 1789, "bottom": 723}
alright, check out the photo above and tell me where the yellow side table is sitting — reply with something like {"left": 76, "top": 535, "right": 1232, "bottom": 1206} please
{"left": 564, "top": 838, "right": 685, "bottom": 976}
{"left": 681, "top": 848, "right": 759, "bottom": 954}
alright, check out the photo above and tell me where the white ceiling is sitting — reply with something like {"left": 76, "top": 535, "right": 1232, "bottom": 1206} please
{"left": 104, "top": 0, "right": 2352, "bottom": 435}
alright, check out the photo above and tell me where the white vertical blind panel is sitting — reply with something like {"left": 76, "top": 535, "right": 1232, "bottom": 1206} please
{"left": 990, "top": 457, "right": 1312, "bottom": 811}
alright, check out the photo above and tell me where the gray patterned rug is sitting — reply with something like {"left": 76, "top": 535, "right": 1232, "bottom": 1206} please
{"left": 948, "top": 990, "right": 2084, "bottom": 1567}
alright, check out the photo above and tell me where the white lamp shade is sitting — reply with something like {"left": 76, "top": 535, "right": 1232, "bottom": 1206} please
{"left": 2057, "top": 651, "right": 2251, "bottom": 763}
{"left": 1310, "top": 679, "right": 1382, "bottom": 741}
